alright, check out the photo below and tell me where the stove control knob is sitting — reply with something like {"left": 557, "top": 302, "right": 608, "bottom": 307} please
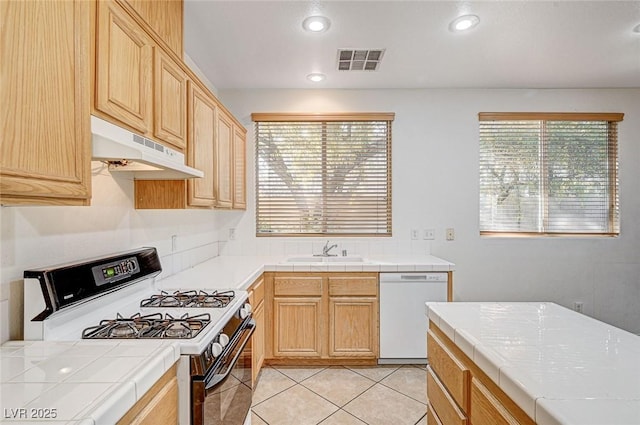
{"left": 243, "top": 303, "right": 252, "bottom": 313}
{"left": 210, "top": 342, "right": 223, "bottom": 358}
{"left": 218, "top": 333, "right": 230, "bottom": 347}
{"left": 239, "top": 304, "right": 251, "bottom": 319}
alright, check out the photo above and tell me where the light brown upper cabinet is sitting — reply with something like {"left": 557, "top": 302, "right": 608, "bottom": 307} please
{"left": 187, "top": 82, "right": 217, "bottom": 208}
{"left": 0, "top": 0, "right": 92, "bottom": 206}
{"left": 95, "top": 0, "right": 153, "bottom": 136}
{"left": 215, "top": 110, "right": 234, "bottom": 208}
{"left": 96, "top": 0, "right": 187, "bottom": 152}
{"left": 126, "top": 0, "right": 183, "bottom": 58}
{"left": 154, "top": 48, "right": 187, "bottom": 151}
{"left": 232, "top": 127, "right": 247, "bottom": 209}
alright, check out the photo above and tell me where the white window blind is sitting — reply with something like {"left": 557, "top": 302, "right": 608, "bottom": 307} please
{"left": 252, "top": 113, "right": 393, "bottom": 236}
{"left": 479, "top": 112, "right": 623, "bottom": 236}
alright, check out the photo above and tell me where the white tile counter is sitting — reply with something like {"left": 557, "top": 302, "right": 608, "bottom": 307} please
{"left": 426, "top": 302, "right": 640, "bottom": 425}
{"left": 157, "top": 254, "right": 455, "bottom": 291}
{"left": 0, "top": 340, "right": 179, "bottom": 425}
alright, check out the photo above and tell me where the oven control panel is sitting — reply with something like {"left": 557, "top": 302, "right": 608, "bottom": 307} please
{"left": 91, "top": 257, "right": 140, "bottom": 286}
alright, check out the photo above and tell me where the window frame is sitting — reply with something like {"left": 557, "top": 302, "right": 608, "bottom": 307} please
{"left": 478, "top": 112, "right": 623, "bottom": 237}
{"left": 252, "top": 112, "right": 394, "bottom": 237}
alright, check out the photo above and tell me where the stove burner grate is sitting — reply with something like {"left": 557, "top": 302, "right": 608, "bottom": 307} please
{"left": 139, "top": 290, "right": 235, "bottom": 308}
{"left": 81, "top": 312, "right": 210, "bottom": 339}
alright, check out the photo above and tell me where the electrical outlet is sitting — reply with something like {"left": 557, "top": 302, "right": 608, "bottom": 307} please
{"left": 573, "top": 301, "right": 584, "bottom": 313}
{"left": 229, "top": 228, "right": 236, "bottom": 240}
{"left": 411, "top": 229, "right": 419, "bottom": 240}
{"left": 446, "top": 228, "right": 455, "bottom": 241}
{"left": 424, "top": 229, "right": 435, "bottom": 240}
{"left": 171, "top": 235, "right": 177, "bottom": 252}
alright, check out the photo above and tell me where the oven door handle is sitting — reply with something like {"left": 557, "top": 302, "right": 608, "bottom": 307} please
{"left": 204, "top": 319, "right": 255, "bottom": 392}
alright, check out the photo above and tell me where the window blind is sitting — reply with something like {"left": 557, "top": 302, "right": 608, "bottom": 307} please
{"left": 479, "top": 112, "right": 623, "bottom": 236}
{"left": 252, "top": 113, "right": 393, "bottom": 236}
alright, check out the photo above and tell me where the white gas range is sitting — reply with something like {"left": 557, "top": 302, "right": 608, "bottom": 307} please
{"left": 23, "top": 247, "right": 254, "bottom": 425}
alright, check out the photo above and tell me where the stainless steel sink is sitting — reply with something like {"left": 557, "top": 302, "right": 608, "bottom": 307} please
{"left": 285, "top": 256, "right": 365, "bottom": 263}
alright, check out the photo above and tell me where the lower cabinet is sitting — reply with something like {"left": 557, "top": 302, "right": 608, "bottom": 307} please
{"left": 266, "top": 272, "right": 379, "bottom": 362}
{"left": 426, "top": 325, "right": 534, "bottom": 425}
{"left": 117, "top": 364, "right": 178, "bottom": 425}
{"left": 249, "top": 277, "right": 266, "bottom": 386}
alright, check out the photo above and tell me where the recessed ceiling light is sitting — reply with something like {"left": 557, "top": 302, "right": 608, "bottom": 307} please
{"left": 634, "top": 23, "right": 640, "bottom": 33}
{"left": 449, "top": 15, "right": 480, "bottom": 32}
{"left": 303, "top": 16, "right": 331, "bottom": 33}
{"left": 307, "top": 73, "right": 326, "bottom": 82}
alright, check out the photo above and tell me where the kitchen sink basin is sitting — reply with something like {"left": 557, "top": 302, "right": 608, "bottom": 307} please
{"left": 286, "top": 256, "right": 365, "bottom": 263}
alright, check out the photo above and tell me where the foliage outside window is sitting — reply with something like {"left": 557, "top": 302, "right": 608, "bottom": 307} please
{"left": 479, "top": 112, "right": 623, "bottom": 236}
{"left": 252, "top": 113, "right": 393, "bottom": 236}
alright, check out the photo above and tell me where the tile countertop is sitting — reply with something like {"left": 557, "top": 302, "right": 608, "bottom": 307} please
{"left": 426, "top": 302, "right": 640, "bottom": 425}
{"left": 0, "top": 340, "right": 179, "bottom": 425}
{"left": 157, "top": 254, "right": 455, "bottom": 292}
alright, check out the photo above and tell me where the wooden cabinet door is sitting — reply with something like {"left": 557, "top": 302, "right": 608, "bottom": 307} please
{"left": 1, "top": 0, "right": 91, "bottom": 205}
{"left": 232, "top": 127, "right": 247, "bottom": 209}
{"left": 96, "top": 0, "right": 153, "bottom": 135}
{"left": 215, "top": 109, "right": 233, "bottom": 208}
{"left": 273, "top": 297, "right": 322, "bottom": 357}
{"left": 252, "top": 300, "right": 265, "bottom": 385}
{"left": 329, "top": 297, "right": 378, "bottom": 357}
{"left": 187, "top": 82, "right": 216, "bottom": 207}
{"left": 117, "top": 366, "right": 178, "bottom": 425}
{"left": 127, "top": 0, "right": 183, "bottom": 57}
{"left": 470, "top": 378, "right": 521, "bottom": 425}
{"left": 154, "top": 49, "right": 187, "bottom": 151}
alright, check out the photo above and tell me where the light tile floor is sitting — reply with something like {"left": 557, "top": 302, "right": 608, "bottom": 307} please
{"left": 252, "top": 365, "right": 428, "bottom": 425}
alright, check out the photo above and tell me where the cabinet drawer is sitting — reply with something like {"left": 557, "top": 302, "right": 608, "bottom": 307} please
{"left": 328, "top": 276, "right": 377, "bottom": 296}
{"left": 427, "top": 366, "right": 468, "bottom": 425}
{"left": 471, "top": 378, "right": 521, "bottom": 425}
{"left": 427, "top": 330, "right": 470, "bottom": 412}
{"left": 274, "top": 276, "right": 322, "bottom": 296}
{"left": 427, "top": 402, "right": 444, "bottom": 425}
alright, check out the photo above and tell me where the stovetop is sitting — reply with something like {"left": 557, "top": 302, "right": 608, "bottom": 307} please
{"left": 23, "top": 247, "right": 249, "bottom": 355}
{"left": 80, "top": 290, "right": 239, "bottom": 341}
{"left": 81, "top": 312, "right": 212, "bottom": 339}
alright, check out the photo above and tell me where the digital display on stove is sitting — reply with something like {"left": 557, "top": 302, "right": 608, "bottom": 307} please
{"left": 91, "top": 257, "right": 140, "bottom": 286}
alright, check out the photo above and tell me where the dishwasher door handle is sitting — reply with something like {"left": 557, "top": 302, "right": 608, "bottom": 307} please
{"left": 400, "top": 275, "right": 428, "bottom": 280}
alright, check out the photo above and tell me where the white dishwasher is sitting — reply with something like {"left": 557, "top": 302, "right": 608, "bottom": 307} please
{"left": 379, "top": 272, "right": 448, "bottom": 364}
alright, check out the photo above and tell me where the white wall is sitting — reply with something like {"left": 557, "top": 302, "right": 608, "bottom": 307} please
{"left": 0, "top": 164, "right": 243, "bottom": 342}
{"left": 218, "top": 88, "right": 640, "bottom": 335}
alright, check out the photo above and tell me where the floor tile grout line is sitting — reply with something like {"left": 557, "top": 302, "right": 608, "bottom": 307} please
{"left": 344, "top": 365, "right": 401, "bottom": 382}
{"left": 414, "top": 413, "right": 427, "bottom": 425}
{"left": 252, "top": 410, "right": 270, "bottom": 425}
{"left": 319, "top": 408, "right": 370, "bottom": 425}
{"left": 273, "top": 365, "right": 329, "bottom": 383}
{"left": 299, "top": 374, "right": 377, "bottom": 410}
{"left": 376, "top": 379, "right": 428, "bottom": 406}
{"left": 251, "top": 379, "right": 298, "bottom": 408}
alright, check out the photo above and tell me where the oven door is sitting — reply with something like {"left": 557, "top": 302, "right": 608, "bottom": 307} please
{"left": 192, "top": 319, "right": 255, "bottom": 425}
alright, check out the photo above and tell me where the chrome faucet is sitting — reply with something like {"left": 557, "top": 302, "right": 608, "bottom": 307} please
{"left": 322, "top": 240, "right": 338, "bottom": 256}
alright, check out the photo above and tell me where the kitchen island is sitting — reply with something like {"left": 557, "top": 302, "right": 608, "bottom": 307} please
{"left": 426, "top": 302, "right": 640, "bottom": 425}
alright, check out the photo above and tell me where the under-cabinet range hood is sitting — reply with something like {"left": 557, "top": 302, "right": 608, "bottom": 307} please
{"left": 91, "top": 115, "right": 203, "bottom": 180}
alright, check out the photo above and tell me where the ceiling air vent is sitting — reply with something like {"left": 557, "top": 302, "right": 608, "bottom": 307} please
{"left": 337, "top": 49, "right": 385, "bottom": 71}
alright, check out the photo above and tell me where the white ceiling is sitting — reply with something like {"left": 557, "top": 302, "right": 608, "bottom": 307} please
{"left": 183, "top": 1, "right": 640, "bottom": 90}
